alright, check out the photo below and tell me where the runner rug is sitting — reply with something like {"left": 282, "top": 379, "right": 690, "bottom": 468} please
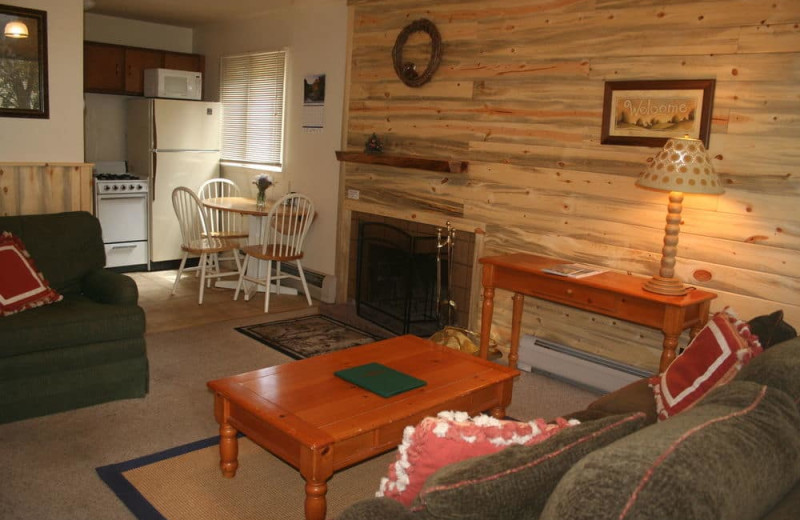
{"left": 96, "top": 435, "right": 395, "bottom": 520}
{"left": 235, "top": 314, "right": 389, "bottom": 359}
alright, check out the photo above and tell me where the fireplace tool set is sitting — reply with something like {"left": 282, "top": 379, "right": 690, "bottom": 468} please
{"left": 436, "top": 222, "right": 457, "bottom": 328}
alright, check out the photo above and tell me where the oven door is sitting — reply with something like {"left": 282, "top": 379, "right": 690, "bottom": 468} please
{"left": 96, "top": 193, "right": 148, "bottom": 243}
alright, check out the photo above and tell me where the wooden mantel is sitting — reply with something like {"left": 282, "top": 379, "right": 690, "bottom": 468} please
{"left": 335, "top": 151, "right": 468, "bottom": 173}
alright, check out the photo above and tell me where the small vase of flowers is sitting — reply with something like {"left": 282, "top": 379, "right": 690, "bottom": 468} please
{"left": 253, "top": 174, "right": 273, "bottom": 209}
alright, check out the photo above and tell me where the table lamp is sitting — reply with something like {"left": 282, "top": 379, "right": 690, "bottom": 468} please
{"left": 635, "top": 136, "right": 723, "bottom": 296}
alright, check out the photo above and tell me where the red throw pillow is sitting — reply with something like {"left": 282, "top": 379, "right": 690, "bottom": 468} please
{"left": 377, "top": 411, "right": 577, "bottom": 506}
{"left": 650, "top": 308, "right": 762, "bottom": 421}
{"left": 0, "top": 232, "right": 63, "bottom": 316}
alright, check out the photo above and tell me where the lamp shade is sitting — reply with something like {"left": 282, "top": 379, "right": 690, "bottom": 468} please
{"left": 4, "top": 21, "right": 29, "bottom": 38}
{"left": 636, "top": 136, "right": 723, "bottom": 195}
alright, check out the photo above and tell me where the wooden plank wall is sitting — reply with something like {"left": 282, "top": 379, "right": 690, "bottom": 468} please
{"left": 0, "top": 163, "right": 94, "bottom": 216}
{"left": 339, "top": 0, "right": 800, "bottom": 371}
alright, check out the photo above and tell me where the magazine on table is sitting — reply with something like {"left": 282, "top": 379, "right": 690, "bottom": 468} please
{"left": 542, "top": 263, "right": 605, "bottom": 279}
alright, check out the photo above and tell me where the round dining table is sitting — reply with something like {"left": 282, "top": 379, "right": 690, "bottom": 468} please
{"left": 201, "top": 196, "right": 275, "bottom": 216}
{"left": 200, "top": 195, "right": 298, "bottom": 296}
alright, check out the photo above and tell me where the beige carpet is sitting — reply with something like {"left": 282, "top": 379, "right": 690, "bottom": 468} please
{"left": 0, "top": 309, "right": 599, "bottom": 520}
{"left": 106, "top": 437, "right": 396, "bottom": 520}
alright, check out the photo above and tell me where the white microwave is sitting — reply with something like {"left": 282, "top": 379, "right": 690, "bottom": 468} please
{"left": 143, "top": 69, "right": 202, "bottom": 100}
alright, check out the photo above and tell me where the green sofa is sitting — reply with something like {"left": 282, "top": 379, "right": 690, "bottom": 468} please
{"left": 337, "top": 336, "right": 800, "bottom": 520}
{"left": 0, "top": 211, "right": 148, "bottom": 423}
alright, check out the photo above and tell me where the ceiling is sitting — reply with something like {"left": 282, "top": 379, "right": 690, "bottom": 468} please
{"left": 83, "top": 0, "right": 299, "bottom": 28}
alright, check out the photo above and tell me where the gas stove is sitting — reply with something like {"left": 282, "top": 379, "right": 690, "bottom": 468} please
{"left": 93, "top": 161, "right": 150, "bottom": 269}
{"left": 93, "top": 162, "right": 149, "bottom": 193}
{"left": 94, "top": 176, "right": 149, "bottom": 193}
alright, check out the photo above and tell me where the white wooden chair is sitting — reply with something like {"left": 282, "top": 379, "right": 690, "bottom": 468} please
{"left": 234, "top": 193, "right": 315, "bottom": 312}
{"left": 171, "top": 186, "right": 243, "bottom": 304}
{"left": 197, "top": 178, "right": 249, "bottom": 240}
{"left": 197, "top": 178, "right": 248, "bottom": 280}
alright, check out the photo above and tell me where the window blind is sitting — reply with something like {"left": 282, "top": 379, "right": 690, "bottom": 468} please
{"left": 219, "top": 50, "right": 286, "bottom": 169}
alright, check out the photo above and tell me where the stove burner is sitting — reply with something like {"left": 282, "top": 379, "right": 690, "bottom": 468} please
{"left": 94, "top": 173, "right": 141, "bottom": 181}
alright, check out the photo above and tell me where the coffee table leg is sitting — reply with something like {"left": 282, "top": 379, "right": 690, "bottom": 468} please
{"left": 489, "top": 405, "right": 506, "bottom": 419}
{"left": 301, "top": 446, "right": 333, "bottom": 520}
{"left": 219, "top": 422, "right": 239, "bottom": 477}
{"left": 304, "top": 478, "right": 328, "bottom": 520}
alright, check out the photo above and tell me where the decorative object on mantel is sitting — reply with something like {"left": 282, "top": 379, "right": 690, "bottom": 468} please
{"left": 636, "top": 135, "right": 723, "bottom": 296}
{"left": 392, "top": 18, "right": 442, "bottom": 88}
{"left": 252, "top": 174, "right": 273, "bottom": 209}
{"left": 601, "top": 79, "right": 715, "bottom": 147}
{"left": 364, "top": 133, "right": 383, "bottom": 154}
{"left": 335, "top": 151, "right": 468, "bottom": 174}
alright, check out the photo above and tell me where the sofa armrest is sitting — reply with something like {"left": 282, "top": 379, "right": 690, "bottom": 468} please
{"left": 81, "top": 269, "right": 139, "bottom": 305}
{"left": 563, "top": 378, "right": 657, "bottom": 425}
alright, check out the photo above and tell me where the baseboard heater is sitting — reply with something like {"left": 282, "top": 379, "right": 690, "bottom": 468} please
{"left": 518, "top": 334, "right": 652, "bottom": 394}
{"left": 278, "top": 264, "right": 337, "bottom": 303}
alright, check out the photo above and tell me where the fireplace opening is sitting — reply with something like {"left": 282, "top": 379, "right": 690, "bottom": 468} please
{"left": 356, "top": 222, "right": 443, "bottom": 336}
{"left": 348, "top": 212, "right": 475, "bottom": 337}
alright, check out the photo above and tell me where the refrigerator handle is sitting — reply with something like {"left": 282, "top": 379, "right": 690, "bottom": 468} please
{"left": 151, "top": 153, "right": 157, "bottom": 201}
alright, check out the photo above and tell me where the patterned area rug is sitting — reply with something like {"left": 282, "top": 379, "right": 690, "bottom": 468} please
{"left": 235, "top": 314, "right": 390, "bottom": 359}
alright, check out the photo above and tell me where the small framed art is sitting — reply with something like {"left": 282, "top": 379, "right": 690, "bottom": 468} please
{"left": 601, "top": 79, "right": 715, "bottom": 147}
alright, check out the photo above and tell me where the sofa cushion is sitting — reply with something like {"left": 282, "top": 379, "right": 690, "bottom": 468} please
{"left": 378, "top": 411, "right": 576, "bottom": 506}
{"left": 0, "top": 232, "right": 63, "bottom": 316}
{"left": 651, "top": 308, "right": 762, "bottom": 420}
{"left": 411, "top": 412, "right": 647, "bottom": 520}
{"left": 736, "top": 337, "right": 800, "bottom": 408}
{"left": 0, "top": 212, "right": 106, "bottom": 296}
{"left": 541, "top": 381, "right": 800, "bottom": 520}
{"left": 336, "top": 497, "right": 419, "bottom": 520}
{"left": 0, "top": 294, "right": 146, "bottom": 358}
{"left": 748, "top": 310, "right": 797, "bottom": 348}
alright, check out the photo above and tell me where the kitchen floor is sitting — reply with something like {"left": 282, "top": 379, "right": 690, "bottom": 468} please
{"left": 129, "top": 269, "right": 316, "bottom": 334}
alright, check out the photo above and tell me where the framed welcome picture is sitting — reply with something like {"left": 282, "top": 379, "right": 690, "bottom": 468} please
{"left": 601, "top": 79, "right": 715, "bottom": 147}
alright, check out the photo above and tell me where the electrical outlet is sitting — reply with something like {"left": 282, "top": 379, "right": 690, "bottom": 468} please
{"left": 347, "top": 189, "right": 360, "bottom": 200}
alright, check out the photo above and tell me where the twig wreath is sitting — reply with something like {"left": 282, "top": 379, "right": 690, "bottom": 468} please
{"left": 391, "top": 18, "right": 442, "bottom": 87}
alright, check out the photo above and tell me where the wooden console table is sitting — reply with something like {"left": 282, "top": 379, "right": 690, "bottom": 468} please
{"left": 478, "top": 253, "right": 717, "bottom": 374}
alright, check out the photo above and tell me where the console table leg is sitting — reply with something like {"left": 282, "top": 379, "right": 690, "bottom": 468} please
{"left": 219, "top": 423, "right": 239, "bottom": 477}
{"left": 659, "top": 333, "right": 680, "bottom": 374}
{"left": 480, "top": 285, "right": 496, "bottom": 359}
{"left": 509, "top": 293, "right": 524, "bottom": 370}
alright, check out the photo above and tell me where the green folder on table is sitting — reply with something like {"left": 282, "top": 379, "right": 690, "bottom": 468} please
{"left": 334, "top": 362, "right": 426, "bottom": 397}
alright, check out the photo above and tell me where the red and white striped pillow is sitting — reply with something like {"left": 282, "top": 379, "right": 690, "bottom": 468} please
{"left": 651, "top": 308, "right": 762, "bottom": 420}
{"left": 0, "top": 232, "right": 62, "bottom": 316}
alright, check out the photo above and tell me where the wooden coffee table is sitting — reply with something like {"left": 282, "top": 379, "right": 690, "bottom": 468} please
{"left": 207, "top": 334, "right": 519, "bottom": 520}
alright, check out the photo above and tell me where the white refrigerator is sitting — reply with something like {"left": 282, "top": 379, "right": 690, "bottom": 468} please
{"left": 127, "top": 98, "right": 222, "bottom": 264}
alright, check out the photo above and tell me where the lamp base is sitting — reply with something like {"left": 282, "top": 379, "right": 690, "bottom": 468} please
{"left": 642, "top": 275, "right": 689, "bottom": 296}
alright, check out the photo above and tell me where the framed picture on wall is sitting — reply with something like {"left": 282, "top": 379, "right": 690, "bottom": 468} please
{"left": 601, "top": 79, "right": 715, "bottom": 147}
{"left": 0, "top": 4, "right": 49, "bottom": 119}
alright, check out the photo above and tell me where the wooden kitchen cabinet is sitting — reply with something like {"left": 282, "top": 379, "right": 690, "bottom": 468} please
{"left": 124, "top": 48, "right": 164, "bottom": 94}
{"left": 84, "top": 41, "right": 205, "bottom": 96}
{"left": 164, "top": 52, "right": 205, "bottom": 73}
{"left": 84, "top": 42, "right": 124, "bottom": 92}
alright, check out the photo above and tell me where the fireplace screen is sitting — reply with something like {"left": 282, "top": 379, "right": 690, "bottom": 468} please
{"left": 356, "top": 222, "right": 448, "bottom": 336}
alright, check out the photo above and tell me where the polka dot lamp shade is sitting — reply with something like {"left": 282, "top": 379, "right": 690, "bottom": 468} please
{"left": 636, "top": 136, "right": 724, "bottom": 195}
